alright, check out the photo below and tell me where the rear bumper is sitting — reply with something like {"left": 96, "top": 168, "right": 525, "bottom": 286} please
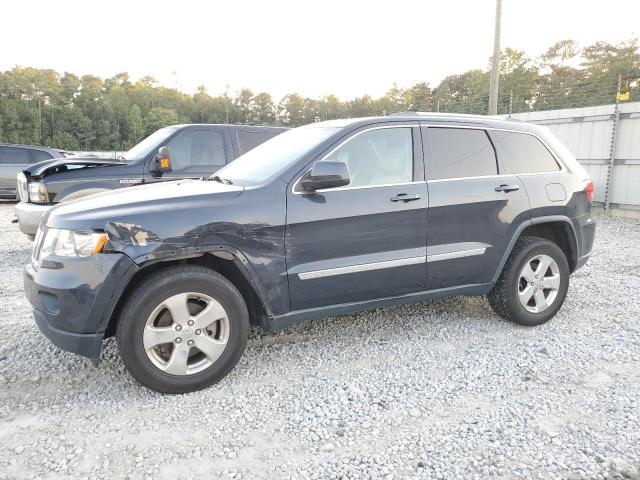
{"left": 573, "top": 211, "right": 596, "bottom": 271}
{"left": 576, "top": 252, "right": 591, "bottom": 270}
{"left": 14, "top": 202, "right": 52, "bottom": 235}
{"left": 24, "top": 253, "right": 138, "bottom": 362}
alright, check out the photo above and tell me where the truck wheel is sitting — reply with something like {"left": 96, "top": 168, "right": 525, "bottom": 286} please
{"left": 488, "top": 236, "right": 570, "bottom": 326}
{"left": 116, "top": 265, "right": 249, "bottom": 393}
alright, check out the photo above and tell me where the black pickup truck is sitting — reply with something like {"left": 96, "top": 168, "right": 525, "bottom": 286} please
{"left": 14, "top": 124, "right": 286, "bottom": 237}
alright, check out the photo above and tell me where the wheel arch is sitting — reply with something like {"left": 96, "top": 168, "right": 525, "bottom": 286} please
{"left": 103, "top": 248, "right": 272, "bottom": 338}
{"left": 492, "top": 215, "right": 579, "bottom": 283}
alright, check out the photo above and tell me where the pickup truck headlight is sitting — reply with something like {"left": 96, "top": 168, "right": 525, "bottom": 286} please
{"left": 28, "top": 182, "right": 49, "bottom": 203}
{"left": 37, "top": 228, "right": 108, "bottom": 260}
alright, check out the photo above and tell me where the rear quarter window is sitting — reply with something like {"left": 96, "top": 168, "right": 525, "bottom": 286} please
{"left": 488, "top": 130, "right": 560, "bottom": 174}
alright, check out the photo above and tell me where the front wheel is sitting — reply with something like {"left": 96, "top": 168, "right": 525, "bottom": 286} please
{"left": 488, "top": 236, "right": 570, "bottom": 326}
{"left": 116, "top": 265, "right": 249, "bottom": 393}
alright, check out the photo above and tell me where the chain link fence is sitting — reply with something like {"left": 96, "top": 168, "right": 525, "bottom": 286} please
{"left": 427, "top": 74, "right": 640, "bottom": 217}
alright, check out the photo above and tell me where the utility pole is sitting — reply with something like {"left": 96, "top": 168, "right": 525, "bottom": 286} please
{"left": 488, "top": 0, "right": 502, "bottom": 116}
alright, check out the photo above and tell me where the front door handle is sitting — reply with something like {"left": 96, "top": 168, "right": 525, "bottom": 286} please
{"left": 495, "top": 184, "right": 520, "bottom": 193}
{"left": 391, "top": 193, "right": 421, "bottom": 203}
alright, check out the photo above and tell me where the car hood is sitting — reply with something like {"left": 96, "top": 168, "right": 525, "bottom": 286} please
{"left": 24, "top": 157, "right": 127, "bottom": 178}
{"left": 44, "top": 179, "right": 244, "bottom": 233}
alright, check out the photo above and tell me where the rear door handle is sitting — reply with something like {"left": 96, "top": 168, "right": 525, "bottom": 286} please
{"left": 391, "top": 193, "right": 421, "bottom": 203}
{"left": 495, "top": 184, "right": 520, "bottom": 193}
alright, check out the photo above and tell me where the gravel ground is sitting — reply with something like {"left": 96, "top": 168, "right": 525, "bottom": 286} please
{"left": 0, "top": 201, "right": 639, "bottom": 480}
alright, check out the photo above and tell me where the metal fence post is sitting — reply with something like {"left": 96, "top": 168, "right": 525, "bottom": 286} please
{"left": 604, "top": 75, "right": 621, "bottom": 214}
{"left": 509, "top": 90, "right": 513, "bottom": 118}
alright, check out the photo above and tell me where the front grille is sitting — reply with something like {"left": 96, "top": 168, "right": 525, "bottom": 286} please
{"left": 16, "top": 173, "right": 28, "bottom": 202}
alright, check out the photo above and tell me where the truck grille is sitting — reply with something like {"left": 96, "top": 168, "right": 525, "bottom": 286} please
{"left": 16, "top": 173, "right": 28, "bottom": 202}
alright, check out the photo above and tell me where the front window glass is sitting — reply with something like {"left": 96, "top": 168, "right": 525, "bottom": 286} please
{"left": 324, "top": 127, "right": 413, "bottom": 188}
{"left": 122, "top": 126, "right": 178, "bottom": 161}
{"left": 166, "top": 130, "right": 226, "bottom": 173}
{"left": 215, "top": 126, "right": 340, "bottom": 186}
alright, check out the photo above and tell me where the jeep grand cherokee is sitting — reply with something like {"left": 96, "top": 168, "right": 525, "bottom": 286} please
{"left": 24, "top": 113, "right": 595, "bottom": 393}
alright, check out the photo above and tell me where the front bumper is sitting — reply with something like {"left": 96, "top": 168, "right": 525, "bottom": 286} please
{"left": 24, "top": 253, "right": 138, "bottom": 362}
{"left": 14, "top": 202, "right": 53, "bottom": 236}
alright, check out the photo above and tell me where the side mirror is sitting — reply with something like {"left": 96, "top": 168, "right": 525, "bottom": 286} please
{"left": 150, "top": 146, "right": 172, "bottom": 176}
{"left": 300, "top": 160, "right": 350, "bottom": 191}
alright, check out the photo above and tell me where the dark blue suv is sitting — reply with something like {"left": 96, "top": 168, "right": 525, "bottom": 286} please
{"left": 23, "top": 113, "right": 595, "bottom": 393}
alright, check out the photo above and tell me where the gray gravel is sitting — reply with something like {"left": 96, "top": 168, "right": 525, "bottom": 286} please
{"left": 1, "top": 200, "right": 639, "bottom": 480}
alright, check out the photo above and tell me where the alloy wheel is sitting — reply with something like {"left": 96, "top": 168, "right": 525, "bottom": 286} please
{"left": 143, "top": 292, "right": 229, "bottom": 375}
{"left": 517, "top": 254, "right": 561, "bottom": 314}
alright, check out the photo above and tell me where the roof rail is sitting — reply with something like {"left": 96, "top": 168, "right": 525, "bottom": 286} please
{"left": 386, "top": 111, "right": 524, "bottom": 122}
{"left": 387, "top": 111, "right": 491, "bottom": 118}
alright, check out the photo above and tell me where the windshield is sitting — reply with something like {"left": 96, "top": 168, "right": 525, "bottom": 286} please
{"left": 213, "top": 126, "right": 340, "bottom": 186}
{"left": 122, "top": 126, "right": 178, "bottom": 161}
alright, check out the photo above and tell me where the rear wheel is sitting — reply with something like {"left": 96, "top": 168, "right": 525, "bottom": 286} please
{"left": 116, "top": 265, "right": 249, "bottom": 393}
{"left": 488, "top": 236, "right": 570, "bottom": 326}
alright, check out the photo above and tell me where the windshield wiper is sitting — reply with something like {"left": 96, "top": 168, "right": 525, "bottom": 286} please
{"left": 209, "top": 175, "right": 234, "bottom": 185}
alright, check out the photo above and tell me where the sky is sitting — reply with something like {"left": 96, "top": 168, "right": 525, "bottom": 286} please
{"left": 2, "top": 0, "right": 639, "bottom": 100}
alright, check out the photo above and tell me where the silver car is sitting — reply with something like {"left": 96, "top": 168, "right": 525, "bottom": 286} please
{"left": 0, "top": 144, "right": 66, "bottom": 199}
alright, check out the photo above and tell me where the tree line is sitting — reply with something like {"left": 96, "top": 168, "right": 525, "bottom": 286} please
{"left": 0, "top": 38, "right": 638, "bottom": 151}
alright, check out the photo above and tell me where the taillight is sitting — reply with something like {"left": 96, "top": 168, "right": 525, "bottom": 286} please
{"left": 584, "top": 180, "right": 594, "bottom": 203}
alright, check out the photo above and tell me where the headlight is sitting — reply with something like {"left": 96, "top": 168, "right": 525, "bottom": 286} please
{"left": 37, "top": 228, "right": 108, "bottom": 260}
{"left": 28, "top": 182, "right": 48, "bottom": 203}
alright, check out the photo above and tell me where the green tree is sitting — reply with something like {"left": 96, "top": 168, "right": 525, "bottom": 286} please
{"left": 123, "top": 104, "right": 145, "bottom": 147}
{"left": 251, "top": 92, "right": 275, "bottom": 124}
{"left": 498, "top": 48, "right": 537, "bottom": 114}
{"left": 404, "top": 83, "right": 433, "bottom": 111}
{"left": 278, "top": 93, "right": 308, "bottom": 126}
{"left": 143, "top": 107, "right": 178, "bottom": 135}
{"left": 59, "top": 72, "right": 80, "bottom": 107}
{"left": 234, "top": 88, "right": 254, "bottom": 123}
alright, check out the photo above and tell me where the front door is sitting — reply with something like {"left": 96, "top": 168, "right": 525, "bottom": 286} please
{"left": 422, "top": 125, "right": 531, "bottom": 290}
{"left": 286, "top": 124, "right": 428, "bottom": 311}
{"left": 149, "top": 127, "right": 231, "bottom": 182}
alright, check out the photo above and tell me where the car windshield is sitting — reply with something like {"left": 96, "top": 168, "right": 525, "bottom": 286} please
{"left": 121, "top": 126, "right": 178, "bottom": 161}
{"left": 212, "top": 126, "right": 340, "bottom": 186}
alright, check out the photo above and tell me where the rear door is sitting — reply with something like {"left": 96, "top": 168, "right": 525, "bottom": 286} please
{"left": 286, "top": 123, "right": 428, "bottom": 310}
{"left": 422, "top": 125, "right": 531, "bottom": 290}
{"left": 151, "top": 127, "right": 232, "bottom": 181}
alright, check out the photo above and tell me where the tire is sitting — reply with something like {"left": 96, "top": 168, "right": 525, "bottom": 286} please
{"left": 116, "top": 265, "right": 249, "bottom": 394}
{"left": 488, "top": 236, "right": 570, "bottom": 326}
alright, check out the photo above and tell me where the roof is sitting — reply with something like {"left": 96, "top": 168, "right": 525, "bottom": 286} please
{"left": 311, "top": 112, "right": 532, "bottom": 132}
{"left": 0, "top": 143, "right": 63, "bottom": 152}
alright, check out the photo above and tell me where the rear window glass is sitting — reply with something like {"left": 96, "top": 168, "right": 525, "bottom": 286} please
{"left": 428, "top": 128, "right": 497, "bottom": 180}
{"left": 30, "top": 150, "right": 54, "bottom": 162}
{"left": 237, "top": 131, "right": 279, "bottom": 155}
{"left": 489, "top": 130, "right": 560, "bottom": 174}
